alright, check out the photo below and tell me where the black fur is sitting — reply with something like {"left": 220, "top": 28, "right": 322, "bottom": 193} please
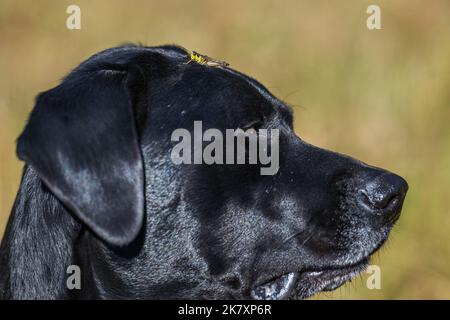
{"left": 0, "top": 45, "right": 408, "bottom": 299}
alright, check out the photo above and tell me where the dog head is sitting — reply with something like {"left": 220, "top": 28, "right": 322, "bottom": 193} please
{"left": 17, "top": 45, "right": 408, "bottom": 299}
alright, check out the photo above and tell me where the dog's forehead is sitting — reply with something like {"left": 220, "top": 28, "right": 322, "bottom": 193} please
{"left": 214, "top": 67, "right": 294, "bottom": 123}
{"left": 174, "top": 58, "right": 293, "bottom": 119}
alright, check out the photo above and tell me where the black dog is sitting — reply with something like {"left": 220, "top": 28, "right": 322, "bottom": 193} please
{"left": 0, "top": 45, "right": 407, "bottom": 299}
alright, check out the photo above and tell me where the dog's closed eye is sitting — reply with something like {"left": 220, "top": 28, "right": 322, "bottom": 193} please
{"left": 239, "top": 118, "right": 264, "bottom": 134}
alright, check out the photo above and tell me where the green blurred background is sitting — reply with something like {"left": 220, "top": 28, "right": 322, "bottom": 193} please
{"left": 1, "top": 0, "right": 449, "bottom": 299}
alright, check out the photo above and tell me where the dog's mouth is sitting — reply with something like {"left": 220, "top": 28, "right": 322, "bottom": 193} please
{"left": 250, "top": 258, "right": 369, "bottom": 300}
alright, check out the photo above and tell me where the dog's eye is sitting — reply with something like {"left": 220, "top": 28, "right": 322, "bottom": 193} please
{"left": 240, "top": 119, "right": 263, "bottom": 134}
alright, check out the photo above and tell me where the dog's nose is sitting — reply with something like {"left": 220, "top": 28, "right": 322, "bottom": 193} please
{"left": 358, "top": 173, "right": 408, "bottom": 217}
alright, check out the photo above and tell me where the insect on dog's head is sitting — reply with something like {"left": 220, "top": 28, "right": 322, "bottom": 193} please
{"left": 16, "top": 45, "right": 408, "bottom": 299}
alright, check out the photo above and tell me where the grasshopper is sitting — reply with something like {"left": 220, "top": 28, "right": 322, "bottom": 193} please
{"left": 185, "top": 50, "right": 229, "bottom": 67}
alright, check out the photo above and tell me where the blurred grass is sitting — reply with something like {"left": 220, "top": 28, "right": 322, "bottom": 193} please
{"left": 1, "top": 0, "right": 449, "bottom": 299}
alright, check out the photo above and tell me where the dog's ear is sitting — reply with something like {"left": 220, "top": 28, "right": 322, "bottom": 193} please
{"left": 17, "top": 63, "right": 146, "bottom": 247}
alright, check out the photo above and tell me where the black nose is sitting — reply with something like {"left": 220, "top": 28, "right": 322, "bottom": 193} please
{"left": 358, "top": 173, "right": 408, "bottom": 217}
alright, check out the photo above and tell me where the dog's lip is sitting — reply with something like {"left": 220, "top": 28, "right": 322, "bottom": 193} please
{"left": 250, "top": 258, "right": 369, "bottom": 300}
{"left": 298, "top": 258, "right": 369, "bottom": 293}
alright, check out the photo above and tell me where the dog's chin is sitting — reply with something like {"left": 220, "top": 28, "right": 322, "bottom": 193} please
{"left": 250, "top": 258, "right": 369, "bottom": 300}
